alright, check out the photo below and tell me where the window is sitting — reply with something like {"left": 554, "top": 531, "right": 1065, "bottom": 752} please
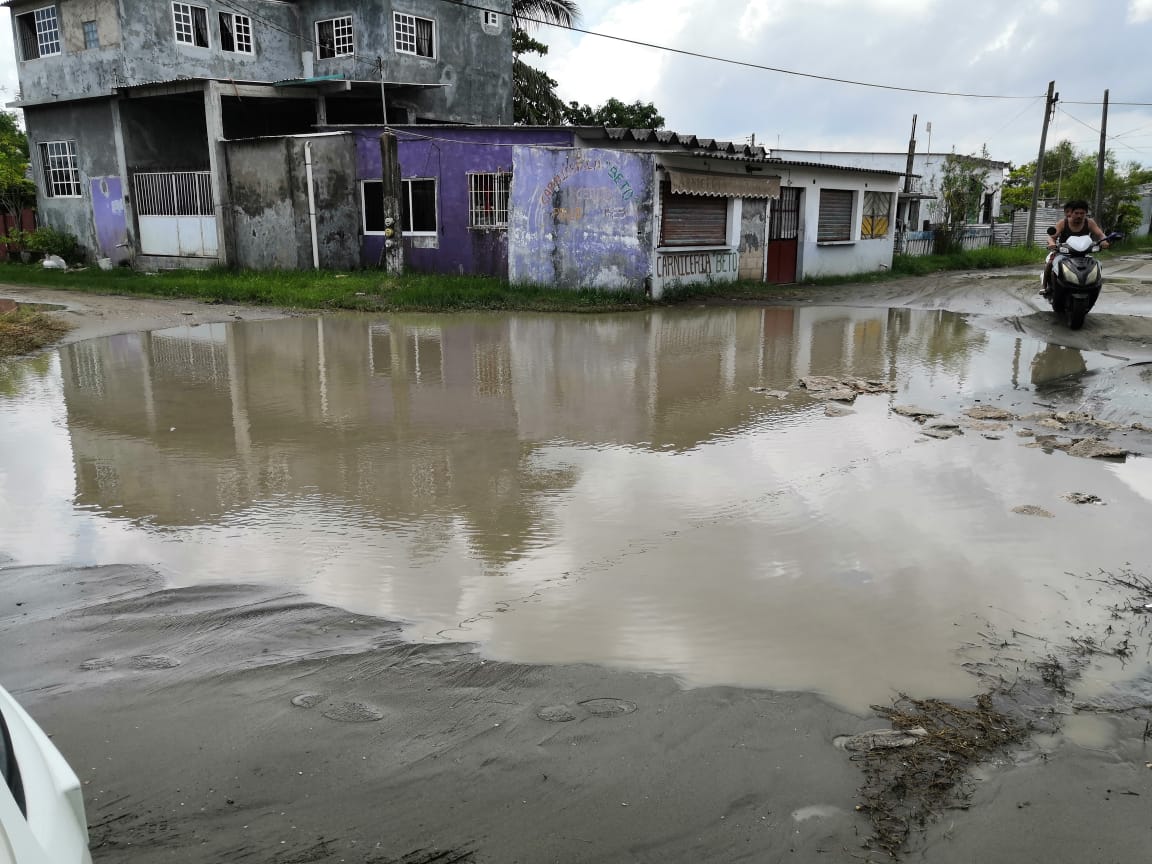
{"left": 16, "top": 7, "right": 61, "bottom": 60}
{"left": 402, "top": 179, "right": 437, "bottom": 234}
{"left": 817, "top": 189, "right": 854, "bottom": 242}
{"left": 468, "top": 173, "right": 511, "bottom": 228}
{"left": 173, "top": 3, "right": 209, "bottom": 47}
{"left": 659, "top": 182, "right": 727, "bottom": 246}
{"left": 82, "top": 20, "right": 99, "bottom": 50}
{"left": 316, "top": 16, "right": 354, "bottom": 58}
{"left": 394, "top": 12, "right": 435, "bottom": 58}
{"left": 219, "top": 12, "right": 253, "bottom": 53}
{"left": 483, "top": 10, "right": 500, "bottom": 26}
{"left": 860, "top": 191, "right": 892, "bottom": 240}
{"left": 39, "top": 141, "right": 81, "bottom": 198}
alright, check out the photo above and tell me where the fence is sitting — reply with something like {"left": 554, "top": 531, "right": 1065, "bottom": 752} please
{"left": 895, "top": 224, "right": 994, "bottom": 257}
{"left": 0, "top": 208, "right": 37, "bottom": 260}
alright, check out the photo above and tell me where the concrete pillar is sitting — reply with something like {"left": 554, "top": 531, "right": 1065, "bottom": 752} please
{"left": 109, "top": 97, "right": 138, "bottom": 264}
{"left": 379, "top": 132, "right": 404, "bottom": 273}
{"left": 204, "top": 81, "right": 232, "bottom": 267}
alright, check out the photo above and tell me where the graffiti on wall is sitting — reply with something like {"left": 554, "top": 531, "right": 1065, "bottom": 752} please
{"left": 655, "top": 250, "right": 740, "bottom": 280}
{"left": 537, "top": 155, "right": 638, "bottom": 227}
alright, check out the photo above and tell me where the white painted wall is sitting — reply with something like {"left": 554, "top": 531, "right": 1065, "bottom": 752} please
{"left": 772, "top": 149, "right": 1008, "bottom": 225}
{"left": 776, "top": 165, "right": 901, "bottom": 279}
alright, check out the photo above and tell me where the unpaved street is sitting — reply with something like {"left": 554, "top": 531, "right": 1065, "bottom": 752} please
{"left": 2, "top": 263, "right": 1152, "bottom": 862}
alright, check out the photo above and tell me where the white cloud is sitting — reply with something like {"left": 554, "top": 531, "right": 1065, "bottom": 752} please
{"left": 1130, "top": 0, "right": 1152, "bottom": 21}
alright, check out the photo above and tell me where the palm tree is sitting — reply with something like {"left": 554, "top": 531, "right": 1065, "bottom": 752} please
{"left": 511, "top": 0, "right": 580, "bottom": 125}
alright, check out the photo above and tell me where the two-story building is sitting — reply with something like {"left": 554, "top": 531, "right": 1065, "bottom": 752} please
{"left": 6, "top": 0, "right": 512, "bottom": 267}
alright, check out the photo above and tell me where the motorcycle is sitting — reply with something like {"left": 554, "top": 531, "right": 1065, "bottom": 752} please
{"left": 1042, "top": 227, "right": 1122, "bottom": 330}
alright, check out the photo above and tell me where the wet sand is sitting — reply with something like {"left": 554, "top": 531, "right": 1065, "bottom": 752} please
{"left": 3, "top": 268, "right": 1152, "bottom": 861}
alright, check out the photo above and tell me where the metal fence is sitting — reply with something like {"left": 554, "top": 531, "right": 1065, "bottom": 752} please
{"left": 895, "top": 225, "right": 995, "bottom": 257}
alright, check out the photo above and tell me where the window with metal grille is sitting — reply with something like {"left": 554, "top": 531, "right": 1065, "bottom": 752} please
{"left": 860, "top": 191, "right": 892, "bottom": 240}
{"left": 82, "top": 20, "right": 99, "bottom": 49}
{"left": 219, "top": 12, "right": 253, "bottom": 53}
{"left": 659, "top": 182, "right": 728, "bottom": 246}
{"left": 16, "top": 7, "right": 61, "bottom": 60}
{"left": 396, "top": 179, "right": 437, "bottom": 234}
{"left": 394, "top": 12, "right": 435, "bottom": 58}
{"left": 817, "top": 189, "right": 854, "bottom": 242}
{"left": 173, "top": 3, "right": 209, "bottom": 47}
{"left": 316, "top": 16, "right": 354, "bottom": 58}
{"left": 468, "top": 173, "right": 511, "bottom": 228}
{"left": 39, "top": 140, "right": 80, "bottom": 198}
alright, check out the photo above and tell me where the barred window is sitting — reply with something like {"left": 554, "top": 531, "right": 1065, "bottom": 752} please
{"left": 316, "top": 16, "right": 354, "bottom": 58}
{"left": 468, "top": 173, "right": 511, "bottom": 229}
{"left": 82, "top": 20, "right": 99, "bottom": 49}
{"left": 39, "top": 140, "right": 81, "bottom": 198}
{"left": 483, "top": 10, "right": 500, "bottom": 27}
{"left": 394, "top": 12, "right": 435, "bottom": 58}
{"left": 173, "top": 3, "right": 209, "bottom": 47}
{"left": 861, "top": 191, "right": 892, "bottom": 240}
{"left": 16, "top": 7, "right": 61, "bottom": 60}
{"left": 219, "top": 12, "right": 253, "bottom": 53}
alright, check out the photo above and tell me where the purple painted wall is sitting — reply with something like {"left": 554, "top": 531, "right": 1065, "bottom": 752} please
{"left": 508, "top": 147, "right": 654, "bottom": 290}
{"left": 90, "top": 176, "right": 129, "bottom": 264}
{"left": 354, "top": 127, "right": 573, "bottom": 276}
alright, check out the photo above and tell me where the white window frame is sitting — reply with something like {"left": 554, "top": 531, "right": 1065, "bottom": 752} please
{"left": 393, "top": 12, "right": 436, "bottom": 58}
{"left": 15, "top": 6, "right": 62, "bottom": 60}
{"left": 468, "top": 172, "right": 512, "bottom": 229}
{"left": 316, "top": 16, "right": 354, "bottom": 59}
{"left": 81, "top": 19, "right": 99, "bottom": 50}
{"left": 219, "top": 11, "right": 253, "bottom": 53}
{"left": 399, "top": 178, "right": 438, "bottom": 236}
{"left": 172, "top": 2, "right": 209, "bottom": 48}
{"left": 482, "top": 10, "right": 500, "bottom": 27}
{"left": 39, "top": 140, "right": 81, "bottom": 198}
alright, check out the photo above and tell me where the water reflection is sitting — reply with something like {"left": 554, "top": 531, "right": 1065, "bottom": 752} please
{"left": 3, "top": 306, "right": 1149, "bottom": 710}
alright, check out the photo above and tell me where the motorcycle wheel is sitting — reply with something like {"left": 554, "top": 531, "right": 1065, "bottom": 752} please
{"left": 1067, "top": 299, "right": 1088, "bottom": 330}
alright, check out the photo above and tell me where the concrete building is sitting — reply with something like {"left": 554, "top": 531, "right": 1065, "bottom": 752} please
{"left": 771, "top": 148, "right": 1009, "bottom": 231}
{"left": 6, "top": 0, "right": 513, "bottom": 267}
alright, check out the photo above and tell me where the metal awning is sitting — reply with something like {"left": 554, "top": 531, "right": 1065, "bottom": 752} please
{"left": 667, "top": 168, "right": 781, "bottom": 199}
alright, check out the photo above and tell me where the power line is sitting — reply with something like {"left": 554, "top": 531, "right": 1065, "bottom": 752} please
{"left": 1057, "top": 106, "right": 1147, "bottom": 160}
{"left": 443, "top": 0, "right": 1043, "bottom": 100}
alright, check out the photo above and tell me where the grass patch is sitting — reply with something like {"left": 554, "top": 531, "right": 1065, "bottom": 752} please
{"left": 0, "top": 306, "right": 71, "bottom": 357}
{"left": 0, "top": 265, "right": 654, "bottom": 313}
{"left": 890, "top": 245, "right": 1045, "bottom": 277}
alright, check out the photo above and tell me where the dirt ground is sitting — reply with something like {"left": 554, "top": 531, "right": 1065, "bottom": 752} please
{"left": 3, "top": 266, "right": 1152, "bottom": 863}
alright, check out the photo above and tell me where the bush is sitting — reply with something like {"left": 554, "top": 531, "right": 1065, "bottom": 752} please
{"left": 25, "top": 226, "right": 79, "bottom": 261}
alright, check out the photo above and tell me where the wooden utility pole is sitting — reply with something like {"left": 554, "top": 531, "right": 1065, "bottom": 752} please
{"left": 903, "top": 114, "right": 917, "bottom": 194}
{"left": 1027, "top": 81, "right": 1057, "bottom": 246}
{"left": 1094, "top": 89, "right": 1109, "bottom": 223}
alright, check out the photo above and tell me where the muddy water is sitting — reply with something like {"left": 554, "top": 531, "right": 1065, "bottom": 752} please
{"left": 1, "top": 307, "right": 1150, "bottom": 711}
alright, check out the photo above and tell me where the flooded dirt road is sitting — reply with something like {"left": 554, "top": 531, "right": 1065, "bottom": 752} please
{"left": 2, "top": 269, "right": 1152, "bottom": 862}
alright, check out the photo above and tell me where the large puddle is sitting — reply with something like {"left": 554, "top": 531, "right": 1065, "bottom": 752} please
{"left": 2, "top": 307, "right": 1150, "bottom": 711}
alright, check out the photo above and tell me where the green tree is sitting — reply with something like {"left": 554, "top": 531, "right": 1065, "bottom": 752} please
{"left": 938, "top": 145, "right": 992, "bottom": 225}
{"left": 0, "top": 111, "right": 35, "bottom": 223}
{"left": 563, "top": 97, "right": 665, "bottom": 129}
{"left": 512, "top": 0, "right": 579, "bottom": 125}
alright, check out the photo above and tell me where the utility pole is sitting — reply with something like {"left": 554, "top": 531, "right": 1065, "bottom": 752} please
{"left": 903, "top": 114, "right": 917, "bottom": 194}
{"left": 1027, "top": 81, "right": 1057, "bottom": 246}
{"left": 1095, "top": 89, "right": 1109, "bottom": 223}
{"left": 378, "top": 55, "right": 388, "bottom": 123}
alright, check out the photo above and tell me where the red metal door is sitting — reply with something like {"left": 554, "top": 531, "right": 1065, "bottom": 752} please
{"left": 766, "top": 187, "right": 801, "bottom": 283}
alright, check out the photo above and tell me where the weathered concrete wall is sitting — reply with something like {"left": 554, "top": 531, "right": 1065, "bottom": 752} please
{"left": 307, "top": 0, "right": 513, "bottom": 124}
{"left": 356, "top": 127, "right": 571, "bottom": 275}
{"left": 509, "top": 147, "right": 654, "bottom": 291}
{"left": 24, "top": 100, "right": 119, "bottom": 260}
{"left": 739, "top": 197, "right": 767, "bottom": 280}
{"left": 227, "top": 133, "right": 359, "bottom": 270}
{"left": 10, "top": 0, "right": 124, "bottom": 104}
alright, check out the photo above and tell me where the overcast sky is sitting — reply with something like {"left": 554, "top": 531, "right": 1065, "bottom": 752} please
{"left": 0, "top": 1, "right": 1149, "bottom": 170}
{"left": 535, "top": 0, "right": 1152, "bottom": 167}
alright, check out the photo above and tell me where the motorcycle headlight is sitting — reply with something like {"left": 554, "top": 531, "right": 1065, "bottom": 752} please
{"left": 1086, "top": 261, "right": 1101, "bottom": 284}
{"left": 1059, "top": 261, "right": 1079, "bottom": 283}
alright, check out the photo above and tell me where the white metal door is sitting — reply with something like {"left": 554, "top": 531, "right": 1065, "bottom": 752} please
{"left": 133, "top": 172, "right": 217, "bottom": 257}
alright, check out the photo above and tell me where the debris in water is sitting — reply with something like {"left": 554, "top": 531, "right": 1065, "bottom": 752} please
{"left": 1012, "top": 505, "right": 1054, "bottom": 518}
{"left": 824, "top": 403, "right": 855, "bottom": 418}
{"left": 1068, "top": 438, "right": 1128, "bottom": 460}
{"left": 1029, "top": 435, "right": 1077, "bottom": 452}
{"left": 1037, "top": 418, "right": 1069, "bottom": 431}
{"left": 578, "top": 698, "right": 637, "bottom": 717}
{"left": 964, "top": 406, "right": 1016, "bottom": 421}
{"left": 835, "top": 727, "right": 928, "bottom": 752}
{"left": 892, "top": 405, "right": 940, "bottom": 423}
{"left": 749, "top": 387, "right": 789, "bottom": 399}
{"left": 797, "top": 376, "right": 895, "bottom": 403}
{"left": 965, "top": 419, "right": 1012, "bottom": 432}
{"left": 1064, "top": 492, "right": 1104, "bottom": 505}
{"left": 537, "top": 705, "right": 577, "bottom": 723}
{"left": 921, "top": 427, "right": 960, "bottom": 440}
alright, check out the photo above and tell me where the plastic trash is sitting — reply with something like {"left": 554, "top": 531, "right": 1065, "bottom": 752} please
{"left": 41, "top": 254, "right": 66, "bottom": 269}
{"left": 97, "top": 257, "right": 113, "bottom": 271}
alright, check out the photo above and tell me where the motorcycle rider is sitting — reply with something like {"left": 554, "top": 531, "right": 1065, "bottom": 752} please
{"left": 1041, "top": 200, "right": 1109, "bottom": 297}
